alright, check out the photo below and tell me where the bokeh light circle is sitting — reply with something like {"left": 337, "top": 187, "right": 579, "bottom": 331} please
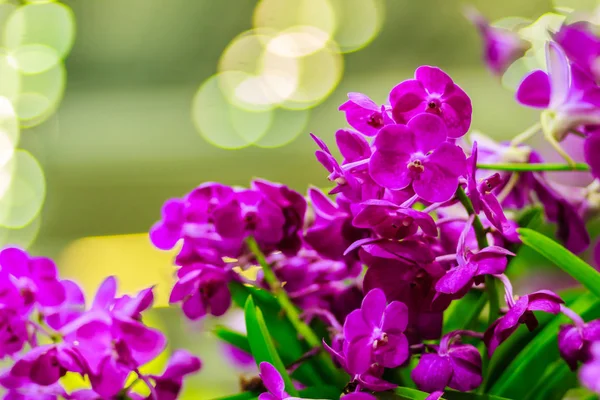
{"left": 192, "top": 72, "right": 274, "bottom": 149}
{"left": 14, "top": 62, "right": 66, "bottom": 127}
{"left": 253, "top": 0, "right": 336, "bottom": 39}
{"left": 328, "top": 0, "right": 384, "bottom": 53}
{"left": 278, "top": 40, "right": 343, "bottom": 110}
{"left": 0, "top": 52, "right": 21, "bottom": 100}
{"left": 0, "top": 214, "right": 40, "bottom": 249}
{"left": 0, "top": 149, "right": 45, "bottom": 229}
{"left": 8, "top": 44, "right": 60, "bottom": 74}
{"left": 267, "top": 25, "right": 330, "bottom": 57}
{"left": 4, "top": 2, "right": 75, "bottom": 59}
{"left": 0, "top": 97, "right": 19, "bottom": 167}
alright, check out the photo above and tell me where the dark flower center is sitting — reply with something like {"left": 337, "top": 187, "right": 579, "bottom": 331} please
{"left": 408, "top": 159, "right": 425, "bottom": 174}
{"left": 367, "top": 112, "right": 384, "bottom": 128}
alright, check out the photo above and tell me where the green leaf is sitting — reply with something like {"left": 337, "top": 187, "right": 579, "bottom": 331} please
{"left": 244, "top": 296, "right": 298, "bottom": 396}
{"left": 518, "top": 228, "right": 600, "bottom": 298}
{"left": 490, "top": 293, "right": 600, "bottom": 398}
{"left": 213, "top": 326, "right": 251, "bottom": 354}
{"left": 375, "top": 387, "right": 434, "bottom": 400}
{"left": 522, "top": 359, "right": 576, "bottom": 400}
{"left": 230, "top": 282, "right": 325, "bottom": 387}
{"left": 443, "top": 392, "right": 511, "bottom": 400}
{"left": 299, "top": 386, "right": 341, "bottom": 399}
{"left": 443, "top": 289, "right": 486, "bottom": 334}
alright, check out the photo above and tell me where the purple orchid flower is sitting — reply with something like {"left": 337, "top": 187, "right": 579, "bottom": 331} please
{"left": 352, "top": 199, "right": 438, "bottom": 240}
{"left": 305, "top": 187, "right": 369, "bottom": 262}
{"left": 516, "top": 41, "right": 600, "bottom": 142}
{"left": 436, "top": 215, "right": 513, "bottom": 295}
{"left": 412, "top": 331, "right": 482, "bottom": 392}
{"left": 485, "top": 276, "right": 564, "bottom": 355}
{"left": 0, "top": 247, "right": 66, "bottom": 308}
{"left": 389, "top": 66, "right": 472, "bottom": 139}
{"left": 169, "top": 264, "right": 232, "bottom": 320}
{"left": 0, "top": 308, "right": 27, "bottom": 358}
{"left": 558, "top": 306, "right": 600, "bottom": 370}
{"left": 311, "top": 130, "right": 382, "bottom": 203}
{"left": 150, "top": 350, "right": 202, "bottom": 400}
{"left": 467, "top": 142, "right": 515, "bottom": 236}
{"left": 466, "top": 7, "right": 530, "bottom": 76}
{"left": 554, "top": 22, "right": 600, "bottom": 82}
{"left": 8, "top": 343, "right": 86, "bottom": 387}
{"left": 580, "top": 342, "right": 600, "bottom": 394}
{"left": 369, "top": 113, "right": 467, "bottom": 202}
{"left": 258, "top": 362, "right": 300, "bottom": 400}
{"left": 213, "top": 189, "right": 286, "bottom": 250}
{"left": 343, "top": 288, "right": 409, "bottom": 375}
{"left": 339, "top": 92, "right": 393, "bottom": 137}
{"left": 251, "top": 179, "right": 307, "bottom": 255}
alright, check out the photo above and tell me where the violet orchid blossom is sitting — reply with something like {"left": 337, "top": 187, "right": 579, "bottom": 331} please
{"left": 369, "top": 113, "right": 467, "bottom": 202}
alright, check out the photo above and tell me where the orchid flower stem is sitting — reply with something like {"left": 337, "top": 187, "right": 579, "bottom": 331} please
{"left": 455, "top": 187, "right": 499, "bottom": 378}
{"left": 543, "top": 131, "right": 577, "bottom": 168}
{"left": 246, "top": 237, "right": 346, "bottom": 388}
{"left": 477, "top": 162, "right": 589, "bottom": 172}
{"left": 510, "top": 122, "right": 541, "bottom": 146}
{"left": 136, "top": 371, "right": 158, "bottom": 400}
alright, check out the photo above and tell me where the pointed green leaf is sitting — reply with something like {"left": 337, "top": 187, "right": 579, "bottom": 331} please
{"left": 213, "top": 393, "right": 257, "bottom": 400}
{"left": 518, "top": 228, "right": 600, "bottom": 298}
{"left": 522, "top": 359, "right": 576, "bottom": 400}
{"left": 213, "top": 326, "right": 251, "bottom": 354}
{"left": 245, "top": 296, "right": 298, "bottom": 396}
{"left": 490, "top": 292, "right": 600, "bottom": 397}
{"left": 230, "top": 281, "right": 325, "bottom": 386}
{"left": 298, "top": 385, "right": 341, "bottom": 399}
{"left": 443, "top": 289, "right": 486, "bottom": 334}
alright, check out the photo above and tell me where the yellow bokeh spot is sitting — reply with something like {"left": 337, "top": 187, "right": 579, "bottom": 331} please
{"left": 57, "top": 233, "right": 178, "bottom": 307}
{"left": 233, "top": 265, "right": 262, "bottom": 281}
{"left": 253, "top": 0, "right": 336, "bottom": 39}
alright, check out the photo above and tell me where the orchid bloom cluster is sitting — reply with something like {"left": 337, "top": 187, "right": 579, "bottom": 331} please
{"left": 0, "top": 247, "right": 200, "bottom": 399}
{"left": 2, "top": 6, "right": 600, "bottom": 400}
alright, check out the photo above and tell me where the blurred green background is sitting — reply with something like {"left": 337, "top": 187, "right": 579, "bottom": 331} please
{"left": 7, "top": 0, "right": 564, "bottom": 396}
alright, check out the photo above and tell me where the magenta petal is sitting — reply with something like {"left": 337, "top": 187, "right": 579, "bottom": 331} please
{"left": 361, "top": 288, "right": 387, "bottom": 327}
{"left": 259, "top": 362, "right": 286, "bottom": 398}
{"left": 546, "top": 41, "right": 571, "bottom": 108}
{"left": 411, "top": 353, "right": 452, "bottom": 392}
{"left": 373, "top": 124, "right": 415, "bottom": 153}
{"left": 448, "top": 344, "right": 482, "bottom": 391}
{"left": 346, "top": 337, "right": 373, "bottom": 375}
{"left": 377, "top": 333, "right": 409, "bottom": 368}
{"left": 343, "top": 310, "right": 371, "bottom": 342}
{"left": 585, "top": 133, "right": 600, "bottom": 179}
{"left": 150, "top": 221, "right": 180, "bottom": 250}
{"left": 435, "top": 261, "right": 478, "bottom": 294}
{"left": 208, "top": 284, "right": 230, "bottom": 317}
{"left": 369, "top": 151, "right": 412, "bottom": 190}
{"left": 92, "top": 276, "right": 117, "bottom": 310}
{"left": 414, "top": 143, "right": 466, "bottom": 202}
{"left": 389, "top": 80, "right": 427, "bottom": 123}
{"left": 407, "top": 113, "right": 447, "bottom": 152}
{"left": 182, "top": 292, "right": 207, "bottom": 320}
{"left": 336, "top": 129, "right": 371, "bottom": 162}
{"left": 0, "top": 247, "right": 29, "bottom": 277}
{"left": 381, "top": 301, "right": 409, "bottom": 333}
{"left": 526, "top": 290, "right": 563, "bottom": 313}
{"left": 516, "top": 70, "right": 551, "bottom": 108}
{"left": 415, "top": 66, "right": 453, "bottom": 94}
{"left": 89, "top": 356, "right": 130, "bottom": 398}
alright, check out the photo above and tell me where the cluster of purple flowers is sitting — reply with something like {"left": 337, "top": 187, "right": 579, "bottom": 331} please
{"left": 143, "top": 11, "right": 600, "bottom": 397}
{"left": 1, "top": 6, "right": 599, "bottom": 400}
{"left": 0, "top": 248, "right": 200, "bottom": 399}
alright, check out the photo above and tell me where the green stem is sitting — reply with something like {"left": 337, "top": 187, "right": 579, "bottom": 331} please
{"left": 510, "top": 122, "right": 541, "bottom": 146}
{"left": 246, "top": 237, "right": 346, "bottom": 388}
{"left": 455, "top": 187, "right": 499, "bottom": 324}
{"left": 477, "top": 163, "right": 589, "bottom": 172}
{"left": 456, "top": 187, "right": 500, "bottom": 389}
